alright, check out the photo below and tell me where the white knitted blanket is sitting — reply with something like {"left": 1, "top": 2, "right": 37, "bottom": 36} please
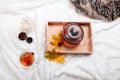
{"left": 0, "top": 0, "right": 120, "bottom": 80}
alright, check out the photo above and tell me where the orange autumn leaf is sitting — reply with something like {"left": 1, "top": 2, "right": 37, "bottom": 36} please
{"left": 45, "top": 49, "right": 65, "bottom": 63}
{"left": 53, "top": 55, "right": 65, "bottom": 63}
{"left": 45, "top": 33, "right": 65, "bottom": 63}
{"left": 50, "top": 34, "right": 63, "bottom": 50}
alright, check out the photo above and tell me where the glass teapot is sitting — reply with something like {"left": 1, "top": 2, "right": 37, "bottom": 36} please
{"left": 62, "top": 23, "right": 84, "bottom": 47}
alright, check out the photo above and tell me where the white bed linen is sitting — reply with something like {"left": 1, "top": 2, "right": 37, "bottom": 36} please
{"left": 0, "top": 0, "right": 120, "bottom": 80}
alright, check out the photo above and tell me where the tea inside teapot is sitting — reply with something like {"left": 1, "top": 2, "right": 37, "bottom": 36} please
{"left": 63, "top": 23, "right": 84, "bottom": 47}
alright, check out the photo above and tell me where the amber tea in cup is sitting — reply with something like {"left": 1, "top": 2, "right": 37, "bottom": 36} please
{"left": 20, "top": 52, "right": 34, "bottom": 66}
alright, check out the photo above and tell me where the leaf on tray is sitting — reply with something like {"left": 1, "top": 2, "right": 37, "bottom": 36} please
{"left": 50, "top": 34, "right": 63, "bottom": 50}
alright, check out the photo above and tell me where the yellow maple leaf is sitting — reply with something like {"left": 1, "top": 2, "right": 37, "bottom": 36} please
{"left": 50, "top": 34, "right": 63, "bottom": 50}
{"left": 53, "top": 55, "right": 65, "bottom": 63}
{"left": 45, "top": 49, "right": 65, "bottom": 63}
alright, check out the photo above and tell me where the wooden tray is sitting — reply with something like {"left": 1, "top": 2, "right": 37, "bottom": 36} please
{"left": 46, "top": 21, "right": 93, "bottom": 54}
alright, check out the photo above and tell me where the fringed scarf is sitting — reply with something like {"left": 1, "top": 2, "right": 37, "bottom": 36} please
{"left": 70, "top": 0, "right": 120, "bottom": 21}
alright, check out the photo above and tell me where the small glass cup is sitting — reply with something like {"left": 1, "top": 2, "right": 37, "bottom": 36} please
{"left": 19, "top": 50, "right": 39, "bottom": 70}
